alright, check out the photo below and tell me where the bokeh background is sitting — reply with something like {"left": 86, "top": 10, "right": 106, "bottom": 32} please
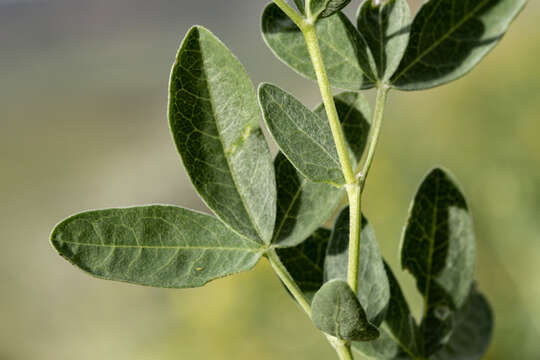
{"left": 1, "top": 0, "right": 539, "bottom": 359}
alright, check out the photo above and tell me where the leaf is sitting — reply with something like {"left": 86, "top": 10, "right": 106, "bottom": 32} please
{"left": 259, "top": 83, "right": 343, "bottom": 185}
{"left": 401, "top": 168, "right": 476, "bottom": 355}
{"left": 271, "top": 92, "right": 370, "bottom": 247}
{"left": 262, "top": 3, "right": 375, "bottom": 90}
{"left": 294, "top": 0, "right": 352, "bottom": 19}
{"left": 357, "top": 0, "right": 411, "bottom": 82}
{"left": 431, "top": 286, "right": 493, "bottom": 360}
{"left": 391, "top": 0, "right": 528, "bottom": 90}
{"left": 312, "top": 279, "right": 379, "bottom": 341}
{"left": 50, "top": 205, "right": 263, "bottom": 288}
{"left": 314, "top": 91, "right": 371, "bottom": 167}
{"left": 353, "top": 262, "right": 419, "bottom": 360}
{"left": 276, "top": 228, "right": 331, "bottom": 301}
{"left": 324, "top": 207, "right": 390, "bottom": 326}
{"left": 169, "top": 26, "right": 276, "bottom": 244}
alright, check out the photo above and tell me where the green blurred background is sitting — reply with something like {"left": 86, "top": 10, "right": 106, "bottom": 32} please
{"left": 1, "top": 0, "right": 539, "bottom": 359}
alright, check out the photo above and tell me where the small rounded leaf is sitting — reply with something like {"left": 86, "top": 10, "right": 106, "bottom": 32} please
{"left": 312, "top": 279, "right": 380, "bottom": 341}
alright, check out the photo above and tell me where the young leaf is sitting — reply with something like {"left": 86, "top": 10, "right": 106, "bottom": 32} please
{"left": 50, "top": 205, "right": 263, "bottom": 288}
{"left": 262, "top": 3, "right": 375, "bottom": 90}
{"left": 432, "top": 286, "right": 493, "bottom": 360}
{"left": 276, "top": 228, "right": 331, "bottom": 301}
{"left": 169, "top": 26, "right": 276, "bottom": 244}
{"left": 357, "top": 0, "right": 411, "bottom": 82}
{"left": 401, "top": 168, "right": 476, "bottom": 354}
{"left": 391, "top": 0, "right": 528, "bottom": 90}
{"left": 353, "top": 262, "right": 419, "bottom": 360}
{"left": 325, "top": 207, "right": 390, "bottom": 326}
{"left": 271, "top": 92, "right": 370, "bottom": 247}
{"left": 312, "top": 279, "right": 380, "bottom": 341}
{"left": 259, "top": 83, "right": 344, "bottom": 185}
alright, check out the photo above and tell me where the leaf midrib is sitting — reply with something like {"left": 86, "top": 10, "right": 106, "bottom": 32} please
{"left": 392, "top": 0, "right": 490, "bottom": 82}
{"left": 199, "top": 39, "right": 267, "bottom": 244}
{"left": 54, "top": 239, "right": 260, "bottom": 252}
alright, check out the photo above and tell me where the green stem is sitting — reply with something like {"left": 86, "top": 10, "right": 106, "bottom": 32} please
{"left": 266, "top": 249, "right": 312, "bottom": 317}
{"left": 357, "top": 85, "right": 389, "bottom": 192}
{"left": 346, "top": 184, "right": 361, "bottom": 292}
{"left": 333, "top": 340, "right": 354, "bottom": 360}
{"left": 302, "top": 23, "right": 356, "bottom": 186}
{"left": 272, "top": 0, "right": 306, "bottom": 28}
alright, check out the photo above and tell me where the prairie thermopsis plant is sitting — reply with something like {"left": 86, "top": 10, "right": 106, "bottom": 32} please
{"left": 50, "top": 0, "right": 527, "bottom": 359}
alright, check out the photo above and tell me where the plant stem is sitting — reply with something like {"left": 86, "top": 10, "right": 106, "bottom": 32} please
{"left": 331, "top": 339, "right": 355, "bottom": 360}
{"left": 357, "top": 85, "right": 389, "bottom": 192}
{"left": 301, "top": 23, "right": 356, "bottom": 186}
{"left": 302, "top": 22, "right": 363, "bottom": 295}
{"left": 273, "top": 0, "right": 306, "bottom": 28}
{"left": 266, "top": 249, "right": 312, "bottom": 317}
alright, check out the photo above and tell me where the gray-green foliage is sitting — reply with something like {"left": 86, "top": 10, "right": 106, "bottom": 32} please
{"left": 312, "top": 279, "right": 379, "bottom": 341}
{"left": 51, "top": 206, "right": 262, "bottom": 288}
{"left": 50, "top": 1, "right": 525, "bottom": 358}
{"left": 262, "top": 3, "right": 375, "bottom": 90}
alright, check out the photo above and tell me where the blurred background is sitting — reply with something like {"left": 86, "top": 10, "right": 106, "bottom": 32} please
{"left": 1, "top": 0, "right": 539, "bottom": 359}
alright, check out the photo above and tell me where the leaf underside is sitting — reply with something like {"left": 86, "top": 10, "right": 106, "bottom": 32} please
{"left": 391, "top": 0, "right": 528, "bottom": 90}
{"left": 312, "top": 279, "right": 379, "bottom": 341}
{"left": 169, "top": 25, "right": 276, "bottom": 244}
{"left": 259, "top": 83, "right": 344, "bottom": 185}
{"left": 270, "top": 90, "right": 370, "bottom": 247}
{"left": 262, "top": 3, "right": 375, "bottom": 90}
{"left": 51, "top": 205, "right": 263, "bottom": 288}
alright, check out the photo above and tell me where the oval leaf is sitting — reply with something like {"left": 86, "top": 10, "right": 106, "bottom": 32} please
{"left": 51, "top": 206, "right": 263, "bottom": 288}
{"left": 391, "top": 0, "right": 528, "bottom": 90}
{"left": 357, "top": 0, "right": 411, "bottom": 82}
{"left": 272, "top": 92, "right": 370, "bottom": 247}
{"left": 432, "top": 286, "right": 493, "bottom": 360}
{"left": 401, "top": 168, "right": 476, "bottom": 355}
{"left": 259, "top": 83, "right": 343, "bottom": 185}
{"left": 312, "top": 279, "right": 379, "bottom": 341}
{"left": 325, "top": 207, "right": 390, "bottom": 325}
{"left": 169, "top": 26, "right": 276, "bottom": 244}
{"left": 262, "top": 3, "right": 375, "bottom": 90}
{"left": 276, "top": 227, "right": 331, "bottom": 301}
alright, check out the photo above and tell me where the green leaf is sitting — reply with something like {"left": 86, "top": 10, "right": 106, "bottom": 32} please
{"left": 353, "top": 262, "right": 419, "bottom": 360}
{"left": 262, "top": 3, "right": 375, "bottom": 90}
{"left": 391, "top": 0, "right": 528, "bottom": 90}
{"left": 272, "top": 153, "right": 343, "bottom": 247}
{"left": 50, "top": 205, "right": 263, "bottom": 288}
{"left": 259, "top": 83, "right": 343, "bottom": 185}
{"left": 314, "top": 91, "right": 371, "bottom": 167}
{"left": 312, "top": 279, "right": 379, "bottom": 341}
{"left": 357, "top": 0, "right": 411, "bottom": 82}
{"left": 325, "top": 207, "right": 390, "bottom": 326}
{"left": 431, "top": 286, "right": 493, "bottom": 360}
{"left": 294, "top": 0, "right": 352, "bottom": 19}
{"left": 276, "top": 228, "right": 331, "bottom": 301}
{"left": 271, "top": 92, "right": 370, "bottom": 247}
{"left": 401, "top": 168, "right": 476, "bottom": 355}
{"left": 169, "top": 26, "right": 276, "bottom": 244}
